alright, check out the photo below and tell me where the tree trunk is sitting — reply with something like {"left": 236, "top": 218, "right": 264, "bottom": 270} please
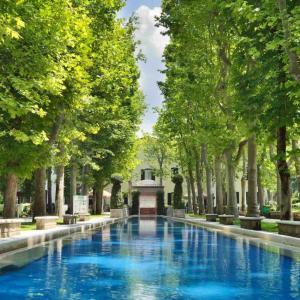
{"left": 82, "top": 165, "right": 89, "bottom": 196}
{"left": 55, "top": 165, "right": 65, "bottom": 217}
{"left": 92, "top": 187, "right": 96, "bottom": 214}
{"left": 202, "top": 144, "right": 213, "bottom": 214}
{"left": 267, "top": 190, "right": 273, "bottom": 204}
{"left": 194, "top": 148, "right": 204, "bottom": 213}
{"left": 270, "top": 144, "right": 281, "bottom": 209}
{"left": 247, "top": 135, "right": 259, "bottom": 217}
{"left": 159, "top": 164, "right": 163, "bottom": 186}
{"left": 224, "top": 148, "right": 238, "bottom": 216}
{"left": 96, "top": 184, "right": 103, "bottom": 215}
{"left": 187, "top": 162, "right": 197, "bottom": 214}
{"left": 292, "top": 140, "right": 300, "bottom": 201}
{"left": 47, "top": 168, "right": 52, "bottom": 214}
{"left": 128, "top": 180, "right": 133, "bottom": 206}
{"left": 3, "top": 173, "right": 18, "bottom": 218}
{"left": 222, "top": 172, "right": 227, "bottom": 209}
{"left": 33, "top": 168, "right": 46, "bottom": 217}
{"left": 186, "top": 176, "right": 192, "bottom": 212}
{"left": 257, "top": 165, "right": 264, "bottom": 214}
{"left": 69, "top": 163, "right": 77, "bottom": 214}
{"left": 241, "top": 151, "right": 247, "bottom": 213}
{"left": 276, "top": 171, "right": 282, "bottom": 210}
{"left": 277, "top": 126, "right": 292, "bottom": 220}
{"left": 215, "top": 156, "right": 224, "bottom": 215}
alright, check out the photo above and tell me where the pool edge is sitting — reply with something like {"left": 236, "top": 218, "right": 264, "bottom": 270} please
{"left": 0, "top": 217, "right": 130, "bottom": 256}
{"left": 166, "top": 216, "right": 300, "bottom": 254}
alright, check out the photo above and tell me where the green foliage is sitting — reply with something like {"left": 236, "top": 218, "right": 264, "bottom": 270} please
{"left": 172, "top": 174, "right": 184, "bottom": 209}
{"left": 131, "top": 191, "right": 140, "bottom": 215}
{"left": 110, "top": 174, "right": 123, "bottom": 209}
{"left": 158, "top": 0, "right": 300, "bottom": 217}
{"left": 0, "top": 0, "right": 145, "bottom": 213}
{"left": 21, "top": 222, "right": 36, "bottom": 231}
{"left": 142, "top": 126, "right": 175, "bottom": 183}
{"left": 19, "top": 203, "right": 32, "bottom": 218}
{"left": 156, "top": 190, "right": 165, "bottom": 215}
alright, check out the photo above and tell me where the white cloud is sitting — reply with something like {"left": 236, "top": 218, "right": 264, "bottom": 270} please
{"left": 135, "top": 5, "right": 169, "bottom": 60}
{"left": 131, "top": 5, "right": 169, "bottom": 135}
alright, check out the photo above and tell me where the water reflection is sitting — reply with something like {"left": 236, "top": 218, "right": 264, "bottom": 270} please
{"left": 0, "top": 217, "right": 299, "bottom": 300}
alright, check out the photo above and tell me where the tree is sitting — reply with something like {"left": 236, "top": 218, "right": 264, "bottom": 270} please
{"left": 172, "top": 174, "right": 184, "bottom": 209}
{"left": 142, "top": 130, "right": 174, "bottom": 186}
{"left": 110, "top": 175, "right": 123, "bottom": 209}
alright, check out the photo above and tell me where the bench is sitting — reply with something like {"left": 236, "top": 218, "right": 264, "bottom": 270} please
{"left": 277, "top": 221, "right": 300, "bottom": 238}
{"left": 239, "top": 216, "right": 264, "bottom": 230}
{"left": 206, "top": 214, "right": 218, "bottom": 222}
{"left": 293, "top": 212, "right": 300, "bottom": 221}
{"left": 219, "top": 215, "right": 235, "bottom": 225}
{"left": 35, "top": 216, "right": 58, "bottom": 230}
{"left": 77, "top": 214, "right": 91, "bottom": 221}
{"left": 0, "top": 219, "right": 23, "bottom": 238}
{"left": 269, "top": 211, "right": 281, "bottom": 219}
{"left": 63, "top": 215, "right": 77, "bottom": 225}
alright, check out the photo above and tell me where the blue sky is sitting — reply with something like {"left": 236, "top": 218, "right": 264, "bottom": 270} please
{"left": 120, "top": 0, "right": 168, "bottom": 134}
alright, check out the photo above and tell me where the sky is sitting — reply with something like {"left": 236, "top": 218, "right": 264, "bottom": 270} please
{"left": 119, "top": 0, "right": 169, "bottom": 135}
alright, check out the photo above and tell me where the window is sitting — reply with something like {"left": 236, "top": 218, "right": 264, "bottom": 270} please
{"left": 141, "top": 168, "right": 155, "bottom": 181}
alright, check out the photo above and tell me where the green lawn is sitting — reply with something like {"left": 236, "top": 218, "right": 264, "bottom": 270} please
{"left": 21, "top": 222, "right": 36, "bottom": 231}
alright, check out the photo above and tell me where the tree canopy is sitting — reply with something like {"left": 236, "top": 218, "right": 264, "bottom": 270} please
{"left": 0, "top": 0, "right": 145, "bottom": 217}
{"left": 157, "top": 0, "right": 300, "bottom": 219}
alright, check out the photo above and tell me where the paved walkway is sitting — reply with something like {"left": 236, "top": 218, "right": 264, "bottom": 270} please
{"left": 0, "top": 216, "right": 119, "bottom": 255}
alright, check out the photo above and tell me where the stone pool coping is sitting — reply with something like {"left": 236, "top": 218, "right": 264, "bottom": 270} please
{"left": 168, "top": 216, "right": 300, "bottom": 249}
{"left": 0, "top": 216, "right": 122, "bottom": 255}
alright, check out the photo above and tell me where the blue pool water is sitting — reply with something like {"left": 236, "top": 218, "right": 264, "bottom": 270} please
{"left": 0, "top": 217, "right": 300, "bottom": 299}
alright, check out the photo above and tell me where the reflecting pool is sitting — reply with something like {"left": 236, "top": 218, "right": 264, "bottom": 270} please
{"left": 0, "top": 217, "right": 299, "bottom": 299}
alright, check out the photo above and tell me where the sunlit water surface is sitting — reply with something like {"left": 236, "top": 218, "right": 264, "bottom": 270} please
{"left": 0, "top": 217, "right": 300, "bottom": 299}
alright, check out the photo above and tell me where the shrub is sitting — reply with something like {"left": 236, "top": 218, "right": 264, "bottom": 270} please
{"left": 19, "top": 203, "right": 32, "bottom": 217}
{"left": 110, "top": 174, "right": 123, "bottom": 209}
{"left": 172, "top": 174, "right": 185, "bottom": 209}
{"left": 131, "top": 191, "right": 140, "bottom": 215}
{"left": 156, "top": 190, "right": 165, "bottom": 215}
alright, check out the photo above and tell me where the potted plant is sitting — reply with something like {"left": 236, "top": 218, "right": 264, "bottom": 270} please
{"left": 110, "top": 174, "right": 124, "bottom": 218}
{"left": 172, "top": 174, "right": 185, "bottom": 218}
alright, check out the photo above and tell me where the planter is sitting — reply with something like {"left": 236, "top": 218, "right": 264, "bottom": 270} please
{"left": 206, "top": 214, "right": 218, "bottom": 222}
{"left": 167, "top": 207, "right": 173, "bottom": 217}
{"left": 239, "top": 216, "right": 264, "bottom": 230}
{"left": 123, "top": 207, "right": 129, "bottom": 218}
{"left": 173, "top": 209, "right": 185, "bottom": 218}
{"left": 110, "top": 208, "right": 124, "bottom": 218}
{"left": 278, "top": 221, "right": 300, "bottom": 238}
{"left": 219, "top": 215, "right": 235, "bottom": 225}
